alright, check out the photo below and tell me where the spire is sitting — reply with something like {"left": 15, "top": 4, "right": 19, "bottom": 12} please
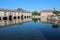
{"left": 54, "top": 8, "right": 55, "bottom": 11}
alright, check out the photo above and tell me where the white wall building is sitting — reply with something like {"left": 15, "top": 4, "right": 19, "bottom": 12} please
{"left": 41, "top": 10, "right": 54, "bottom": 22}
{"left": 0, "top": 8, "right": 32, "bottom": 20}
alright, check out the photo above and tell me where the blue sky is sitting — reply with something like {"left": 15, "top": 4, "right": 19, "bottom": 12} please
{"left": 0, "top": 0, "right": 60, "bottom": 11}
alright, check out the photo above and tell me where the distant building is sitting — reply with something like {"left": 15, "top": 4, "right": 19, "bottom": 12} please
{"left": 0, "top": 8, "right": 32, "bottom": 20}
{"left": 40, "top": 10, "right": 55, "bottom": 22}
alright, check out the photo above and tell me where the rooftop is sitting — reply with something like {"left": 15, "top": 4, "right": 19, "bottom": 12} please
{"left": 41, "top": 10, "right": 53, "bottom": 12}
{"left": 0, "top": 8, "right": 31, "bottom": 13}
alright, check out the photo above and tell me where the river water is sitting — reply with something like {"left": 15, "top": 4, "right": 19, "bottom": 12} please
{"left": 0, "top": 18, "right": 60, "bottom": 40}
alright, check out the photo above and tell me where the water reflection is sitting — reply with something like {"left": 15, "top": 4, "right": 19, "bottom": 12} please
{"left": 32, "top": 18, "right": 40, "bottom": 23}
{"left": 32, "top": 18, "right": 60, "bottom": 28}
{"left": 0, "top": 18, "right": 32, "bottom": 28}
{"left": 0, "top": 18, "right": 46, "bottom": 40}
{"left": 0, "top": 18, "right": 60, "bottom": 40}
{"left": 0, "top": 18, "right": 41, "bottom": 28}
{"left": 41, "top": 18, "right": 60, "bottom": 28}
{"left": 52, "top": 24, "right": 58, "bottom": 28}
{"left": 1, "top": 17, "right": 60, "bottom": 29}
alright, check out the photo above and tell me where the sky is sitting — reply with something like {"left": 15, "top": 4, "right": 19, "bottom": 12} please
{"left": 0, "top": 0, "right": 60, "bottom": 11}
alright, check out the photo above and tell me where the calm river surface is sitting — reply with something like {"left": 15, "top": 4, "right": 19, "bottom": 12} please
{"left": 0, "top": 18, "right": 60, "bottom": 40}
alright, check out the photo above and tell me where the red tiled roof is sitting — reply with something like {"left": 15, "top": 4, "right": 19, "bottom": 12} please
{"left": 41, "top": 10, "right": 53, "bottom": 12}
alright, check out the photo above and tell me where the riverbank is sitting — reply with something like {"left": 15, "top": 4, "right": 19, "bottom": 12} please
{"left": 32, "top": 15, "right": 41, "bottom": 18}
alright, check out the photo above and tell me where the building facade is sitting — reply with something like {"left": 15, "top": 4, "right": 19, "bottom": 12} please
{"left": 0, "top": 8, "right": 32, "bottom": 20}
{"left": 40, "top": 10, "right": 54, "bottom": 22}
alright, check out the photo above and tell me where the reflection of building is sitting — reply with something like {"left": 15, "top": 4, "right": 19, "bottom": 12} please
{"left": 47, "top": 15, "right": 57, "bottom": 20}
{"left": 41, "top": 17, "right": 59, "bottom": 28}
{"left": 41, "top": 18, "right": 60, "bottom": 24}
{"left": 0, "top": 8, "right": 32, "bottom": 20}
{"left": 52, "top": 24, "right": 58, "bottom": 28}
{"left": 0, "top": 18, "right": 32, "bottom": 27}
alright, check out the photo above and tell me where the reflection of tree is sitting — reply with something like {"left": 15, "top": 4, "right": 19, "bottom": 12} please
{"left": 32, "top": 18, "right": 38, "bottom": 23}
{"left": 52, "top": 24, "right": 58, "bottom": 28}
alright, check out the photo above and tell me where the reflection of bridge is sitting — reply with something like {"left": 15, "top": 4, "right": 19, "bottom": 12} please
{"left": 0, "top": 18, "right": 32, "bottom": 27}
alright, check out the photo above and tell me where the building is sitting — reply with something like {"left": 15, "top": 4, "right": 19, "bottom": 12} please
{"left": 40, "top": 10, "right": 55, "bottom": 22}
{"left": 0, "top": 8, "right": 32, "bottom": 20}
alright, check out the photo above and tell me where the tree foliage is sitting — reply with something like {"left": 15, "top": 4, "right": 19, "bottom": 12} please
{"left": 53, "top": 10, "right": 60, "bottom": 15}
{"left": 17, "top": 8, "right": 23, "bottom": 11}
{"left": 32, "top": 11, "right": 40, "bottom": 15}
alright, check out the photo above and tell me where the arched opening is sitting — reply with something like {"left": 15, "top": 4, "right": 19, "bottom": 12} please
{"left": 21, "top": 15, "right": 23, "bottom": 19}
{"left": 9, "top": 15, "right": 12, "bottom": 20}
{"left": 3, "top": 17, "right": 7, "bottom": 20}
{"left": 24, "top": 16, "right": 26, "bottom": 18}
{"left": 18, "top": 16, "right": 20, "bottom": 19}
{"left": 14, "top": 16, "right": 16, "bottom": 19}
{"left": 0, "top": 17, "right": 1, "bottom": 20}
{"left": 27, "top": 16, "right": 28, "bottom": 18}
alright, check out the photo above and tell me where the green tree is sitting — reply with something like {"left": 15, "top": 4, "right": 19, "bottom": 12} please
{"left": 32, "top": 11, "right": 39, "bottom": 15}
{"left": 53, "top": 10, "right": 59, "bottom": 15}
{"left": 53, "top": 8, "right": 60, "bottom": 15}
{"left": 17, "top": 8, "right": 23, "bottom": 11}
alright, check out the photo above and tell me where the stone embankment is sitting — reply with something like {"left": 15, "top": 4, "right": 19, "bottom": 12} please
{"left": 32, "top": 15, "right": 40, "bottom": 18}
